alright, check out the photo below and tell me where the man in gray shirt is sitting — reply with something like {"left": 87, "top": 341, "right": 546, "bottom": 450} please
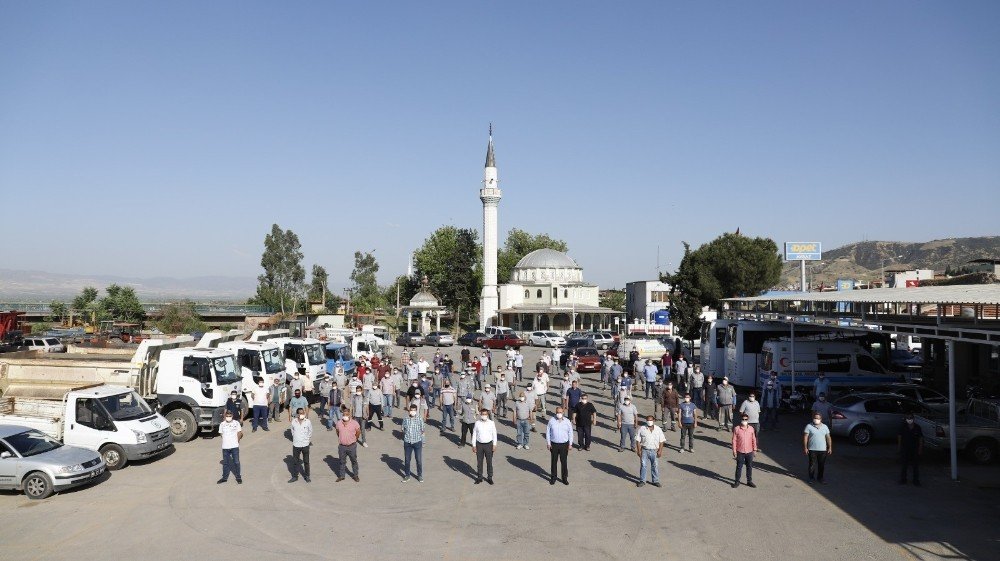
{"left": 716, "top": 377, "right": 737, "bottom": 431}
{"left": 495, "top": 373, "right": 511, "bottom": 416}
{"left": 617, "top": 397, "right": 639, "bottom": 452}
{"left": 459, "top": 397, "right": 477, "bottom": 448}
{"left": 513, "top": 391, "right": 534, "bottom": 450}
{"left": 288, "top": 406, "right": 313, "bottom": 483}
{"left": 457, "top": 373, "right": 474, "bottom": 400}
{"left": 479, "top": 385, "right": 497, "bottom": 418}
{"left": 350, "top": 388, "right": 368, "bottom": 446}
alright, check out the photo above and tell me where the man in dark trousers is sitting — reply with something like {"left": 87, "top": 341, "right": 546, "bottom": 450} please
{"left": 898, "top": 413, "right": 923, "bottom": 486}
{"left": 573, "top": 394, "right": 597, "bottom": 450}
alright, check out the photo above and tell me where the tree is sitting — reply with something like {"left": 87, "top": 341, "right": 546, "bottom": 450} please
{"left": 253, "top": 224, "right": 306, "bottom": 315}
{"left": 664, "top": 233, "right": 782, "bottom": 342}
{"left": 413, "top": 226, "right": 482, "bottom": 323}
{"left": 99, "top": 284, "right": 146, "bottom": 323}
{"left": 349, "top": 251, "right": 384, "bottom": 314}
{"left": 48, "top": 301, "right": 68, "bottom": 324}
{"left": 599, "top": 290, "right": 625, "bottom": 312}
{"left": 155, "top": 301, "right": 208, "bottom": 334}
{"left": 497, "top": 228, "right": 569, "bottom": 285}
{"left": 72, "top": 287, "right": 99, "bottom": 312}
{"left": 384, "top": 274, "right": 420, "bottom": 316}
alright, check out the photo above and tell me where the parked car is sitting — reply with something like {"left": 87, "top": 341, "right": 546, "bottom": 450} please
{"left": 587, "top": 333, "right": 614, "bottom": 350}
{"left": 0, "top": 425, "right": 106, "bottom": 499}
{"left": 425, "top": 331, "right": 455, "bottom": 347}
{"left": 482, "top": 333, "right": 526, "bottom": 350}
{"left": 528, "top": 331, "right": 565, "bottom": 348}
{"left": 458, "top": 332, "right": 486, "bottom": 346}
{"left": 920, "top": 398, "right": 1000, "bottom": 464}
{"left": 869, "top": 383, "right": 951, "bottom": 413}
{"left": 395, "top": 332, "right": 425, "bottom": 347}
{"left": 22, "top": 337, "right": 67, "bottom": 353}
{"left": 830, "top": 393, "right": 940, "bottom": 446}
{"left": 572, "top": 347, "right": 602, "bottom": 372}
{"left": 564, "top": 338, "right": 590, "bottom": 351}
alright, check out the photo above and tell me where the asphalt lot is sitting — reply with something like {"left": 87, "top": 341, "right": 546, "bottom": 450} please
{"left": 1, "top": 344, "right": 997, "bottom": 561}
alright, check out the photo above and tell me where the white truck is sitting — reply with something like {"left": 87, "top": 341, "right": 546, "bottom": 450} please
{"left": 0, "top": 384, "right": 173, "bottom": 470}
{"left": 0, "top": 337, "right": 242, "bottom": 443}
{"left": 200, "top": 330, "right": 288, "bottom": 405}
{"left": 266, "top": 331, "right": 328, "bottom": 384}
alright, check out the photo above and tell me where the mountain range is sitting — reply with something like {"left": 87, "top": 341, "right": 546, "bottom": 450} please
{"left": 779, "top": 236, "right": 1000, "bottom": 288}
{"left": 0, "top": 269, "right": 257, "bottom": 302}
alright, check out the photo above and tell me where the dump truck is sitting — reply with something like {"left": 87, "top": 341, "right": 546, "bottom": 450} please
{"left": 0, "top": 336, "right": 241, "bottom": 442}
{"left": 199, "top": 330, "right": 287, "bottom": 405}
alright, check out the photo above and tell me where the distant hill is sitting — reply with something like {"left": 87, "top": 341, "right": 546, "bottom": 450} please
{"left": 779, "top": 236, "right": 1000, "bottom": 289}
{"left": 0, "top": 268, "right": 256, "bottom": 302}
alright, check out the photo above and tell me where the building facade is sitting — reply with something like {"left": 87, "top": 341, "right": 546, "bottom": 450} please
{"left": 625, "top": 280, "right": 671, "bottom": 323}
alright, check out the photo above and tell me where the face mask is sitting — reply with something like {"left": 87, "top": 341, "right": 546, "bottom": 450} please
{"left": 813, "top": 418, "right": 822, "bottom": 425}
{"left": 684, "top": 397, "right": 691, "bottom": 402}
{"left": 819, "top": 397, "right": 826, "bottom": 402}
{"left": 500, "top": 377, "right": 505, "bottom": 381}
{"left": 356, "top": 392, "right": 362, "bottom": 396}
{"left": 409, "top": 411, "right": 417, "bottom": 417}
{"left": 224, "top": 416, "right": 233, "bottom": 422}
{"left": 481, "top": 415, "right": 489, "bottom": 421}
{"left": 294, "top": 394, "right": 301, "bottom": 398}
{"left": 906, "top": 419, "right": 914, "bottom": 424}
{"left": 581, "top": 399, "right": 588, "bottom": 404}
{"left": 230, "top": 394, "right": 238, "bottom": 400}
{"left": 741, "top": 420, "right": 748, "bottom": 426}
{"left": 624, "top": 400, "right": 630, "bottom": 405}
{"left": 749, "top": 397, "right": 755, "bottom": 402}
{"left": 257, "top": 382, "right": 264, "bottom": 387}
{"left": 556, "top": 413, "right": 564, "bottom": 419}
{"left": 343, "top": 416, "right": 351, "bottom": 422}
{"left": 465, "top": 399, "right": 472, "bottom": 403}
{"left": 646, "top": 420, "right": 654, "bottom": 427}
{"left": 298, "top": 414, "right": 305, "bottom": 420}
{"left": 520, "top": 397, "right": 526, "bottom": 402}
{"left": 723, "top": 381, "right": 728, "bottom": 385}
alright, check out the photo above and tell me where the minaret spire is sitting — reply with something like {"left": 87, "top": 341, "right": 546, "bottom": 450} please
{"left": 485, "top": 123, "right": 496, "bottom": 168}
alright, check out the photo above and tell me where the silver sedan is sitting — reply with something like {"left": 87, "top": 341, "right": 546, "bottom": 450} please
{"left": 0, "top": 425, "right": 106, "bottom": 499}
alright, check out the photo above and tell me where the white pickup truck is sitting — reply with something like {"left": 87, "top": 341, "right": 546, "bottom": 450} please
{"left": 0, "top": 384, "right": 173, "bottom": 470}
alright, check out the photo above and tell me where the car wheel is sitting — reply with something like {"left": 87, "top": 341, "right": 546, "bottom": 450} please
{"left": 23, "top": 471, "right": 54, "bottom": 500}
{"left": 100, "top": 443, "right": 128, "bottom": 470}
{"left": 165, "top": 409, "right": 199, "bottom": 442}
{"left": 968, "top": 438, "right": 997, "bottom": 465}
{"left": 849, "top": 425, "right": 872, "bottom": 446}
{"left": 548, "top": 341, "right": 553, "bottom": 348}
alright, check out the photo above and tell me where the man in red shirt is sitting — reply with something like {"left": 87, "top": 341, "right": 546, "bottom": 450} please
{"left": 731, "top": 413, "right": 759, "bottom": 488}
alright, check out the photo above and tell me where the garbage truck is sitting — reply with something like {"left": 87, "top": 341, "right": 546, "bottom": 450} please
{"left": 0, "top": 336, "right": 242, "bottom": 442}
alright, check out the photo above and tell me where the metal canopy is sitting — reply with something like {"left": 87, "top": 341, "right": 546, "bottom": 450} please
{"left": 724, "top": 284, "right": 1000, "bottom": 305}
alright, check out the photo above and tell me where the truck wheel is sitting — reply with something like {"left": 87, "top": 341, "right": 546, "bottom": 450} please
{"left": 968, "top": 438, "right": 997, "bottom": 465}
{"left": 23, "top": 472, "right": 54, "bottom": 500}
{"left": 165, "top": 409, "right": 199, "bottom": 442}
{"left": 850, "top": 425, "right": 872, "bottom": 446}
{"left": 100, "top": 444, "right": 128, "bottom": 470}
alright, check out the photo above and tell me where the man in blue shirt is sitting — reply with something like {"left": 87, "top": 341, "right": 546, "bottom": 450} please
{"left": 642, "top": 360, "right": 658, "bottom": 399}
{"left": 803, "top": 412, "right": 832, "bottom": 483}
{"left": 564, "top": 380, "right": 583, "bottom": 423}
{"left": 546, "top": 406, "right": 574, "bottom": 485}
{"left": 678, "top": 393, "right": 698, "bottom": 453}
{"left": 813, "top": 373, "right": 831, "bottom": 401}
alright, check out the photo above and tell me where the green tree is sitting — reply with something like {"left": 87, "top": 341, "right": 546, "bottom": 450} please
{"left": 599, "top": 290, "right": 626, "bottom": 312}
{"left": 99, "top": 284, "right": 146, "bottom": 323}
{"left": 497, "top": 228, "right": 569, "bottom": 285}
{"left": 413, "top": 226, "right": 482, "bottom": 323}
{"left": 349, "top": 251, "right": 384, "bottom": 314}
{"left": 48, "top": 301, "right": 68, "bottom": 324}
{"left": 155, "top": 301, "right": 208, "bottom": 334}
{"left": 72, "top": 287, "right": 99, "bottom": 312}
{"left": 664, "top": 234, "right": 782, "bottom": 342}
{"left": 384, "top": 274, "right": 420, "bottom": 315}
{"left": 253, "top": 224, "right": 306, "bottom": 315}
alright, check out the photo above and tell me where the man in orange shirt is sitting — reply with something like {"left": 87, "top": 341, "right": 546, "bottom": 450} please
{"left": 731, "top": 413, "right": 759, "bottom": 488}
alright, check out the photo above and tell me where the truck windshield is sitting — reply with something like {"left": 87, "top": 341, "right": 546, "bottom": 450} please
{"left": 5, "top": 429, "right": 62, "bottom": 457}
{"left": 262, "top": 348, "right": 285, "bottom": 374}
{"left": 212, "top": 356, "right": 240, "bottom": 384}
{"left": 304, "top": 344, "right": 325, "bottom": 365}
{"left": 98, "top": 391, "right": 154, "bottom": 421}
{"left": 326, "top": 346, "right": 352, "bottom": 361}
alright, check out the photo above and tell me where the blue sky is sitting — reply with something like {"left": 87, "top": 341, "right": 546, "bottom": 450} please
{"left": 2, "top": 2, "right": 998, "bottom": 293}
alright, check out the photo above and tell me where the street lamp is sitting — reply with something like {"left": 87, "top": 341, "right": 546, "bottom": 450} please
{"left": 880, "top": 255, "right": 903, "bottom": 288}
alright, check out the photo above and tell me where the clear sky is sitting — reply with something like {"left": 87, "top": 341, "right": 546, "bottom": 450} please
{"left": 2, "top": 2, "right": 998, "bottom": 293}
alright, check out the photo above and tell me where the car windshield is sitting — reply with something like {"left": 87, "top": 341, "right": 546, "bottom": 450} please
{"left": 304, "top": 344, "right": 325, "bottom": 365}
{"left": 544, "top": 332, "right": 559, "bottom": 337}
{"left": 99, "top": 391, "right": 153, "bottom": 421}
{"left": 213, "top": 355, "right": 240, "bottom": 384}
{"left": 5, "top": 429, "right": 62, "bottom": 457}
{"left": 262, "top": 348, "right": 285, "bottom": 374}
{"left": 45, "top": 338, "right": 60, "bottom": 345}
{"left": 577, "top": 348, "right": 598, "bottom": 357}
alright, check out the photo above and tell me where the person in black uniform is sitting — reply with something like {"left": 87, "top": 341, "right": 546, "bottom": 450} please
{"left": 898, "top": 413, "right": 923, "bottom": 486}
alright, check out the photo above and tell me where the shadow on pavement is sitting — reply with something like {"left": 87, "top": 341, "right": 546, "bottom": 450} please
{"left": 322, "top": 454, "right": 341, "bottom": 475}
{"left": 506, "top": 456, "right": 549, "bottom": 481}
{"left": 380, "top": 453, "right": 404, "bottom": 476}
{"left": 442, "top": 455, "right": 477, "bottom": 480}
{"left": 668, "top": 460, "right": 733, "bottom": 486}
{"left": 589, "top": 460, "right": 636, "bottom": 482}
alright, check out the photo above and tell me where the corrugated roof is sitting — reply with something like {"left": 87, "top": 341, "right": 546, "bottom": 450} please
{"left": 725, "top": 284, "right": 1000, "bottom": 305}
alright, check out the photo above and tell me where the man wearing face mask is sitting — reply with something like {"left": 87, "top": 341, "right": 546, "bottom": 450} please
{"left": 250, "top": 380, "right": 270, "bottom": 432}
{"left": 760, "top": 373, "right": 781, "bottom": 431}
{"left": 897, "top": 413, "right": 923, "bottom": 486}
{"left": 479, "top": 385, "right": 497, "bottom": 419}
{"left": 335, "top": 406, "right": 362, "bottom": 482}
{"left": 513, "top": 391, "right": 533, "bottom": 450}
{"left": 573, "top": 393, "right": 597, "bottom": 450}
{"left": 288, "top": 389, "right": 309, "bottom": 425}
{"left": 439, "top": 381, "right": 457, "bottom": 433}
{"left": 225, "top": 390, "right": 243, "bottom": 419}
{"left": 457, "top": 373, "right": 474, "bottom": 401}
{"left": 269, "top": 377, "right": 284, "bottom": 422}
{"left": 459, "top": 397, "right": 478, "bottom": 448}
{"left": 402, "top": 405, "right": 425, "bottom": 482}
{"left": 811, "top": 393, "right": 833, "bottom": 427}
{"left": 804, "top": 412, "right": 832, "bottom": 484}
{"left": 679, "top": 393, "right": 698, "bottom": 453}
{"left": 705, "top": 375, "right": 719, "bottom": 422}
{"left": 350, "top": 387, "right": 368, "bottom": 447}
{"left": 716, "top": 377, "right": 736, "bottom": 431}
{"left": 546, "top": 406, "right": 574, "bottom": 485}
{"left": 288, "top": 407, "right": 313, "bottom": 483}
{"left": 636, "top": 415, "right": 666, "bottom": 487}
{"left": 662, "top": 382, "right": 680, "bottom": 432}
{"left": 813, "top": 373, "right": 831, "bottom": 401}
{"left": 731, "top": 413, "right": 759, "bottom": 488}
{"left": 495, "top": 370, "right": 511, "bottom": 417}
{"left": 217, "top": 410, "right": 243, "bottom": 484}
{"left": 739, "top": 391, "right": 761, "bottom": 435}
{"left": 472, "top": 408, "right": 498, "bottom": 484}
{"left": 617, "top": 396, "right": 639, "bottom": 452}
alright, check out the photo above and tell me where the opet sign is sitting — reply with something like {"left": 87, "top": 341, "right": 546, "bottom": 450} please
{"left": 784, "top": 242, "right": 822, "bottom": 261}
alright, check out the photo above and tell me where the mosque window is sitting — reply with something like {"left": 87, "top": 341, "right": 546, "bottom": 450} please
{"left": 536, "top": 289, "right": 543, "bottom": 299}
{"left": 524, "top": 290, "right": 530, "bottom": 299}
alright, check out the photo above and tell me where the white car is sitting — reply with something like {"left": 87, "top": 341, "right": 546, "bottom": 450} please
{"left": 22, "top": 337, "right": 67, "bottom": 353}
{"left": 528, "top": 331, "right": 566, "bottom": 348}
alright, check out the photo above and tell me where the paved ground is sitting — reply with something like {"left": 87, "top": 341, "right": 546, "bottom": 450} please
{"left": 1, "top": 345, "right": 997, "bottom": 561}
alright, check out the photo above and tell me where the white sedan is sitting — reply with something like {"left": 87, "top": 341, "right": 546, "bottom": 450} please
{"left": 528, "top": 331, "right": 566, "bottom": 348}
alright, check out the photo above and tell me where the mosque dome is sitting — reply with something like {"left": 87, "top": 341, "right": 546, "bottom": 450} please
{"left": 510, "top": 249, "right": 584, "bottom": 284}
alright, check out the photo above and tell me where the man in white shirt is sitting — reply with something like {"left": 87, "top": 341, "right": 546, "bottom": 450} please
{"left": 533, "top": 371, "right": 549, "bottom": 424}
{"left": 417, "top": 357, "right": 429, "bottom": 377}
{"left": 250, "top": 381, "right": 270, "bottom": 432}
{"left": 288, "top": 406, "right": 313, "bottom": 483}
{"left": 635, "top": 415, "right": 667, "bottom": 487}
{"left": 217, "top": 411, "right": 243, "bottom": 484}
{"left": 472, "top": 409, "right": 498, "bottom": 485}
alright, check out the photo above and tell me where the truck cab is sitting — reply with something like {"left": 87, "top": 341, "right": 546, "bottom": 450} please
{"left": 153, "top": 346, "right": 242, "bottom": 442}
{"left": 198, "top": 331, "right": 286, "bottom": 405}
{"left": 269, "top": 336, "right": 327, "bottom": 383}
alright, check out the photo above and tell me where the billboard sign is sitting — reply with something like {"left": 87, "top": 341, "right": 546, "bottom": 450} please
{"left": 836, "top": 279, "right": 854, "bottom": 291}
{"left": 784, "top": 242, "right": 822, "bottom": 261}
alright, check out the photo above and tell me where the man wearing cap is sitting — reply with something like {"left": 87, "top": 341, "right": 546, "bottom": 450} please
{"left": 636, "top": 414, "right": 666, "bottom": 487}
{"left": 472, "top": 408, "right": 498, "bottom": 485}
{"left": 546, "top": 406, "right": 574, "bottom": 485}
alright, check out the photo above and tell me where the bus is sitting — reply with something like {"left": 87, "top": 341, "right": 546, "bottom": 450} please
{"left": 723, "top": 321, "right": 832, "bottom": 388}
{"left": 700, "top": 319, "right": 735, "bottom": 378}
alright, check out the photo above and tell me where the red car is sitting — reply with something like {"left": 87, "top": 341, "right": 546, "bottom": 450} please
{"left": 573, "top": 347, "right": 602, "bottom": 372}
{"left": 482, "top": 333, "right": 526, "bottom": 350}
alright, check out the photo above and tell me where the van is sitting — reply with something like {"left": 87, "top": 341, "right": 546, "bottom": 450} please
{"left": 617, "top": 338, "right": 667, "bottom": 363}
{"left": 760, "top": 338, "right": 900, "bottom": 392}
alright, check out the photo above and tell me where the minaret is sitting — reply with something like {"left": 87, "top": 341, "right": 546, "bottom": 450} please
{"left": 480, "top": 126, "right": 501, "bottom": 330}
